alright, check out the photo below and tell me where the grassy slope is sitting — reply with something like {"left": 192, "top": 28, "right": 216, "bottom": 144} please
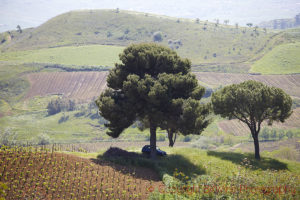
{"left": 96, "top": 147, "right": 300, "bottom": 199}
{"left": 250, "top": 42, "right": 300, "bottom": 74}
{"left": 0, "top": 9, "right": 282, "bottom": 72}
{"left": 0, "top": 45, "right": 124, "bottom": 67}
{"left": 2, "top": 146, "right": 299, "bottom": 199}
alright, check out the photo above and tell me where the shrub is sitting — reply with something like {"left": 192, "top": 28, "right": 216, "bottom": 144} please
{"left": 152, "top": 31, "right": 163, "bottom": 42}
{"left": 0, "top": 128, "right": 17, "bottom": 146}
{"left": 107, "top": 31, "right": 112, "bottom": 37}
{"left": 37, "top": 133, "right": 50, "bottom": 145}
{"left": 183, "top": 135, "right": 192, "bottom": 142}
{"left": 286, "top": 131, "right": 293, "bottom": 139}
{"left": 47, "top": 98, "right": 76, "bottom": 115}
{"left": 157, "top": 133, "right": 166, "bottom": 141}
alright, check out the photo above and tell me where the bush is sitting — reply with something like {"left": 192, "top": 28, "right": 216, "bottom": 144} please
{"left": 224, "top": 135, "right": 234, "bottom": 145}
{"left": 0, "top": 128, "right": 17, "bottom": 146}
{"left": 47, "top": 98, "right": 76, "bottom": 115}
{"left": 286, "top": 131, "right": 293, "bottom": 139}
{"left": 183, "top": 135, "right": 192, "bottom": 142}
{"left": 37, "top": 133, "right": 50, "bottom": 145}
{"left": 260, "top": 127, "right": 270, "bottom": 140}
{"left": 192, "top": 137, "right": 211, "bottom": 149}
{"left": 157, "top": 133, "right": 166, "bottom": 141}
{"left": 153, "top": 31, "right": 163, "bottom": 42}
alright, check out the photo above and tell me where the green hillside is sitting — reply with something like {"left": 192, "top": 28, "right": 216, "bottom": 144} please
{"left": 0, "top": 45, "right": 124, "bottom": 67}
{"left": 0, "top": 9, "right": 287, "bottom": 72}
{"left": 250, "top": 42, "right": 300, "bottom": 74}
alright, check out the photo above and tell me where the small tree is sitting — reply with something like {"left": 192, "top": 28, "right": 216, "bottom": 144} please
{"left": 278, "top": 130, "right": 285, "bottom": 140}
{"left": 215, "top": 19, "right": 219, "bottom": 27}
{"left": 246, "top": 23, "right": 253, "bottom": 28}
{"left": 16, "top": 25, "right": 22, "bottom": 33}
{"left": 152, "top": 31, "right": 163, "bottom": 42}
{"left": 263, "top": 28, "right": 267, "bottom": 33}
{"left": 286, "top": 131, "right": 293, "bottom": 139}
{"left": 271, "top": 129, "right": 277, "bottom": 140}
{"left": 260, "top": 127, "right": 270, "bottom": 141}
{"left": 212, "top": 80, "right": 292, "bottom": 160}
{"left": 37, "top": 133, "right": 50, "bottom": 145}
{"left": 0, "top": 128, "right": 17, "bottom": 146}
{"left": 96, "top": 43, "right": 210, "bottom": 159}
{"left": 235, "top": 23, "right": 239, "bottom": 29}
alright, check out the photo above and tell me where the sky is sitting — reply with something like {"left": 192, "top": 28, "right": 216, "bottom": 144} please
{"left": 0, "top": 0, "right": 300, "bottom": 32}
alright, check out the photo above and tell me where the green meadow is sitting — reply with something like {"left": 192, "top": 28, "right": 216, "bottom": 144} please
{"left": 251, "top": 42, "right": 300, "bottom": 74}
{"left": 0, "top": 45, "right": 124, "bottom": 67}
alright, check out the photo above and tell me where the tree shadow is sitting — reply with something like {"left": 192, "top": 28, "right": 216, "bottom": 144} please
{"left": 92, "top": 147, "right": 206, "bottom": 181}
{"left": 207, "top": 151, "right": 288, "bottom": 171}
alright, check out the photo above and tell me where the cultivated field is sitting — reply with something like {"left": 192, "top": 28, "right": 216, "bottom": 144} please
{"left": 0, "top": 147, "right": 161, "bottom": 200}
{"left": 194, "top": 72, "right": 300, "bottom": 98}
{"left": 25, "top": 71, "right": 300, "bottom": 100}
{"left": 26, "top": 72, "right": 108, "bottom": 101}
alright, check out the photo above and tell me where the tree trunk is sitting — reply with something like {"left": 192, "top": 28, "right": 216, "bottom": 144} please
{"left": 167, "top": 129, "right": 174, "bottom": 147}
{"left": 252, "top": 132, "right": 260, "bottom": 160}
{"left": 150, "top": 122, "right": 157, "bottom": 159}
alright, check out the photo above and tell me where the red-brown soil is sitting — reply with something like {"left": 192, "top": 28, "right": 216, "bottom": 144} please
{"left": 25, "top": 71, "right": 108, "bottom": 101}
{"left": 0, "top": 148, "right": 162, "bottom": 200}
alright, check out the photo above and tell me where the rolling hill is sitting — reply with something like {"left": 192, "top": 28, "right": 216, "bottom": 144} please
{"left": 250, "top": 42, "right": 300, "bottom": 74}
{"left": 0, "top": 9, "right": 294, "bottom": 73}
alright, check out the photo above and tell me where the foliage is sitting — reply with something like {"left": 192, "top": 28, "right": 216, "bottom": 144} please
{"left": 96, "top": 43, "right": 210, "bottom": 157}
{"left": 0, "top": 128, "right": 17, "bottom": 146}
{"left": 37, "top": 133, "right": 51, "bottom": 145}
{"left": 0, "top": 182, "right": 7, "bottom": 200}
{"left": 153, "top": 31, "right": 163, "bottom": 42}
{"left": 212, "top": 80, "right": 293, "bottom": 159}
{"left": 47, "top": 98, "right": 76, "bottom": 115}
{"left": 260, "top": 127, "right": 270, "bottom": 140}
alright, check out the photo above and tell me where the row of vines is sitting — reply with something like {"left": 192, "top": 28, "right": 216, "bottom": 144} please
{"left": 0, "top": 146, "right": 161, "bottom": 200}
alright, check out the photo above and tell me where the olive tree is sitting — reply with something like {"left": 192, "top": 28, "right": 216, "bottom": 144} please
{"left": 96, "top": 43, "right": 210, "bottom": 158}
{"left": 211, "top": 80, "right": 292, "bottom": 160}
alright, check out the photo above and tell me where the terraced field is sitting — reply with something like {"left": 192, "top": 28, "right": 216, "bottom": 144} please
{"left": 26, "top": 71, "right": 300, "bottom": 100}
{"left": 26, "top": 72, "right": 108, "bottom": 101}
{"left": 23, "top": 71, "right": 300, "bottom": 136}
{"left": 194, "top": 72, "right": 300, "bottom": 98}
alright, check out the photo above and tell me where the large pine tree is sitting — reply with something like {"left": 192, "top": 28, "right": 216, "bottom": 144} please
{"left": 96, "top": 43, "right": 210, "bottom": 159}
